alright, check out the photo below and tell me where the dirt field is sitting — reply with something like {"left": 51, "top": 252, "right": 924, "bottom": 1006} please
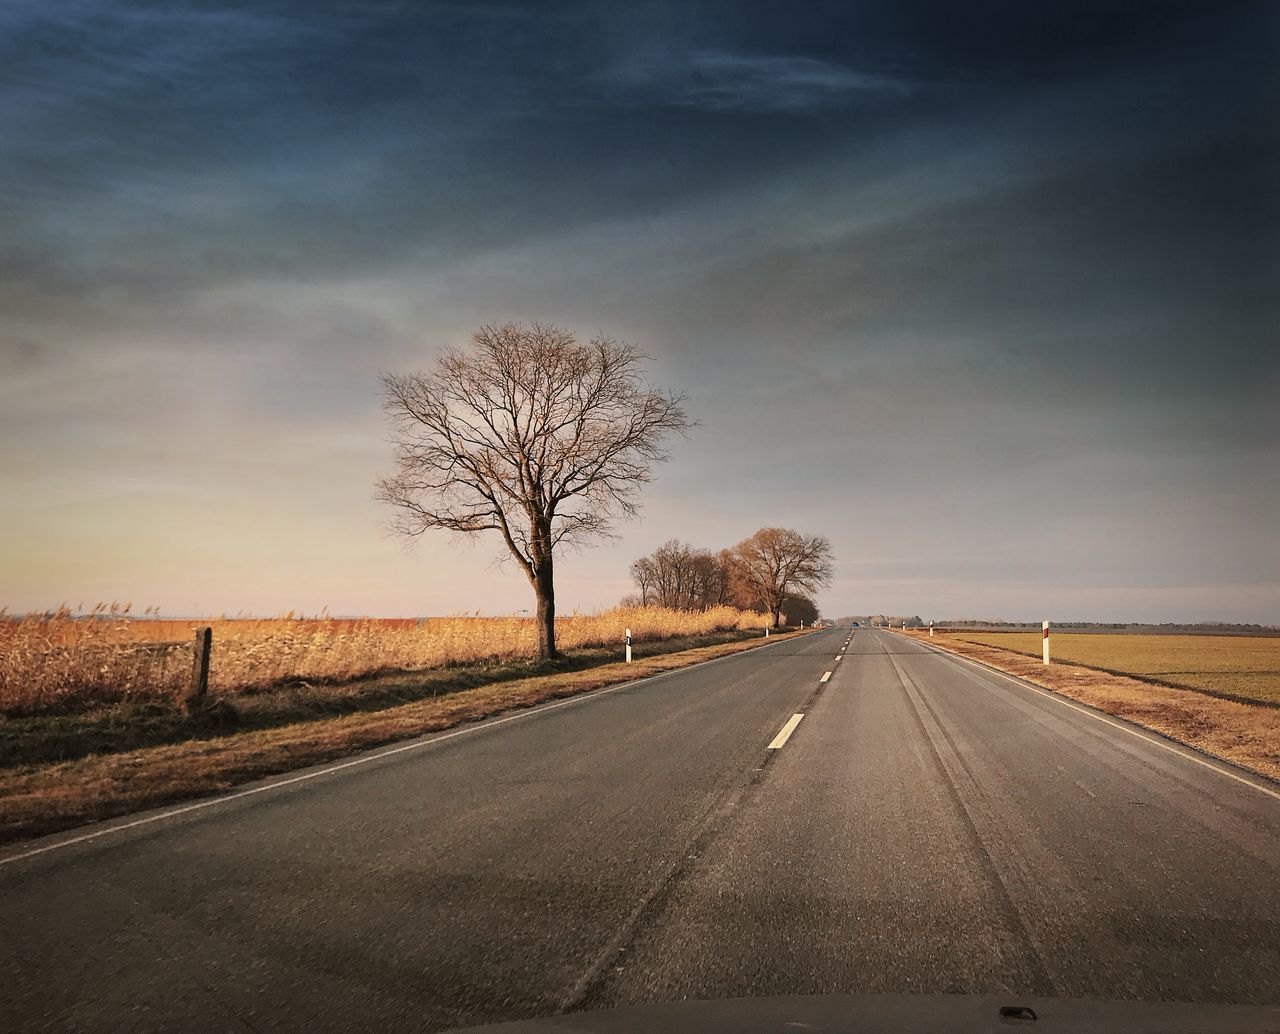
{"left": 943, "top": 631, "right": 1280, "bottom": 705}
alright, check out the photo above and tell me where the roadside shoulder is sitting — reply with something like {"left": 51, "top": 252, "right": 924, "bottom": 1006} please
{"left": 892, "top": 629, "right": 1280, "bottom": 786}
{"left": 1, "top": 629, "right": 813, "bottom": 847}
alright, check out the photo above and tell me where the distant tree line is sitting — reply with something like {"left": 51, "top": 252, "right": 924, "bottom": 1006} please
{"left": 840, "top": 615, "right": 925, "bottom": 627}
{"left": 625, "top": 527, "right": 833, "bottom": 629}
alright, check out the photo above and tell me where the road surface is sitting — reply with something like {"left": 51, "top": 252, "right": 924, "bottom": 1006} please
{"left": 2, "top": 626, "right": 1278, "bottom": 1030}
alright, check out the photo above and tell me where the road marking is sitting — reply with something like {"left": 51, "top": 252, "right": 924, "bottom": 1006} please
{"left": 0, "top": 630, "right": 811, "bottom": 868}
{"left": 834, "top": 655, "right": 842, "bottom": 662}
{"left": 910, "top": 636, "right": 1280, "bottom": 804}
{"left": 820, "top": 671, "right": 832, "bottom": 683}
{"left": 768, "top": 713, "right": 804, "bottom": 749}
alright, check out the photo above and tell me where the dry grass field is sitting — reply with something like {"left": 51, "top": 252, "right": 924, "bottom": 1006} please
{"left": 0, "top": 603, "right": 769, "bottom": 716}
{"left": 946, "top": 631, "right": 1280, "bottom": 706}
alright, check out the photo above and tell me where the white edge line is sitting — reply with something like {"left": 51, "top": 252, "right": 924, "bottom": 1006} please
{"left": 767, "top": 713, "right": 805, "bottom": 750}
{"left": 1, "top": 630, "right": 811, "bottom": 868}
{"left": 909, "top": 634, "right": 1280, "bottom": 804}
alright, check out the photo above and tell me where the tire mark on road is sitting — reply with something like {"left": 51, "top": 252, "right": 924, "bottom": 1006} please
{"left": 881, "top": 637, "right": 1057, "bottom": 996}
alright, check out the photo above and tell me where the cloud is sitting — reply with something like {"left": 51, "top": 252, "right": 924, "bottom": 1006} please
{"left": 601, "top": 49, "right": 912, "bottom": 113}
{"left": 1, "top": 1, "right": 1274, "bottom": 620}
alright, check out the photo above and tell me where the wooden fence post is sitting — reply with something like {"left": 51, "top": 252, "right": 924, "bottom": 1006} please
{"left": 188, "top": 626, "right": 212, "bottom": 706}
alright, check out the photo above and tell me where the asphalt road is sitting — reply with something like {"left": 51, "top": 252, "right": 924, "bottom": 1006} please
{"left": 2, "top": 626, "right": 1278, "bottom": 1031}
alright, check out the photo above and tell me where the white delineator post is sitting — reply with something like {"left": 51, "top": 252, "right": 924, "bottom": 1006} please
{"left": 1042, "top": 620, "right": 1050, "bottom": 665}
{"left": 625, "top": 627, "right": 632, "bottom": 664}
{"left": 929, "top": 621, "right": 934, "bottom": 637}
{"left": 764, "top": 624, "right": 769, "bottom": 638}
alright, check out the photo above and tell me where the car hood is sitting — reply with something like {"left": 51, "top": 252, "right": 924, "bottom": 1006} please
{"left": 450, "top": 993, "right": 1280, "bottom": 1033}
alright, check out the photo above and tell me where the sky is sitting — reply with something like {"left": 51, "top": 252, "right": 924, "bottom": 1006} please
{"left": 1, "top": 1, "right": 1277, "bottom": 623}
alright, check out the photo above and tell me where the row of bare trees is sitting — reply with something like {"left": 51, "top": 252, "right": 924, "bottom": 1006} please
{"left": 629, "top": 541, "right": 728, "bottom": 612}
{"left": 626, "top": 528, "right": 833, "bottom": 628}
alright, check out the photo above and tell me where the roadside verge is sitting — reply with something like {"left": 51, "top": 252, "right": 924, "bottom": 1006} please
{"left": 0, "top": 630, "right": 809, "bottom": 845}
{"left": 894, "top": 629, "right": 1280, "bottom": 784}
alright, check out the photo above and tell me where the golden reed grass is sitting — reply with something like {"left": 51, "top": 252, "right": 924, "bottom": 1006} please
{"left": 0, "top": 603, "right": 768, "bottom": 715}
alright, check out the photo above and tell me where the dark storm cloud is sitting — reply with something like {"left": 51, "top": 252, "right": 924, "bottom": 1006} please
{"left": 597, "top": 49, "right": 913, "bottom": 111}
{"left": 5, "top": 0, "right": 1267, "bottom": 300}
{"left": 1, "top": 0, "right": 1276, "bottom": 619}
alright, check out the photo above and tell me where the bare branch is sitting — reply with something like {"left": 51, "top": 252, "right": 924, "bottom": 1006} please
{"left": 726, "top": 528, "right": 834, "bottom": 628}
{"left": 377, "top": 322, "right": 693, "bottom": 657}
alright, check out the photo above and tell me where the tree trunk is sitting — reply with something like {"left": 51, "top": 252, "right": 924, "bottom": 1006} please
{"left": 771, "top": 604, "right": 782, "bottom": 629}
{"left": 532, "top": 552, "right": 557, "bottom": 660}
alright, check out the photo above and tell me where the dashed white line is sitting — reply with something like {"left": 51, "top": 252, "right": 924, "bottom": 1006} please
{"left": 820, "top": 671, "right": 832, "bottom": 683}
{"left": 768, "top": 713, "right": 805, "bottom": 749}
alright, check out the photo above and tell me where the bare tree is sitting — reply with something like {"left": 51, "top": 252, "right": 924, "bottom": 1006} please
{"left": 630, "top": 555, "right": 657, "bottom": 607}
{"left": 718, "top": 547, "right": 760, "bottom": 611}
{"left": 379, "top": 323, "right": 692, "bottom": 659}
{"left": 629, "top": 540, "right": 731, "bottom": 611}
{"left": 685, "top": 549, "right": 728, "bottom": 610}
{"left": 649, "top": 539, "right": 695, "bottom": 610}
{"left": 728, "top": 527, "right": 834, "bottom": 628}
